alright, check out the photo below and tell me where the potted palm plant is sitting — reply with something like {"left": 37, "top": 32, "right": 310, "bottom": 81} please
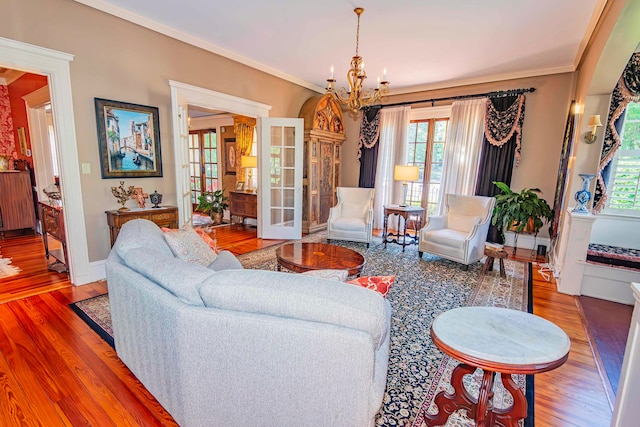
{"left": 196, "top": 189, "right": 229, "bottom": 225}
{"left": 491, "top": 181, "right": 554, "bottom": 253}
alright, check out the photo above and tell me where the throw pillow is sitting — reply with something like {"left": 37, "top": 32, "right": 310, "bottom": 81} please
{"left": 301, "top": 269, "right": 348, "bottom": 282}
{"left": 162, "top": 226, "right": 217, "bottom": 267}
{"left": 346, "top": 275, "right": 395, "bottom": 297}
{"left": 195, "top": 228, "right": 220, "bottom": 254}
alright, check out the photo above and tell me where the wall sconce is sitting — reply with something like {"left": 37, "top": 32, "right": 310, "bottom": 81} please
{"left": 584, "top": 115, "right": 603, "bottom": 144}
{"left": 394, "top": 165, "right": 419, "bottom": 207}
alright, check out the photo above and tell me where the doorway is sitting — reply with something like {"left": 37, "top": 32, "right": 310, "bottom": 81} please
{"left": 0, "top": 37, "right": 91, "bottom": 285}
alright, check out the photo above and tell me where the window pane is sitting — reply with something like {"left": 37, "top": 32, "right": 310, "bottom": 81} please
{"left": 417, "top": 122, "right": 428, "bottom": 142}
{"left": 407, "top": 122, "right": 417, "bottom": 142}
{"left": 432, "top": 143, "right": 445, "bottom": 163}
{"left": 415, "top": 142, "right": 427, "bottom": 163}
{"left": 434, "top": 120, "right": 448, "bottom": 142}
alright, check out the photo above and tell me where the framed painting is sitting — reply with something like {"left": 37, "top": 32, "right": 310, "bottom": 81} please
{"left": 224, "top": 138, "right": 237, "bottom": 175}
{"left": 95, "top": 98, "right": 162, "bottom": 178}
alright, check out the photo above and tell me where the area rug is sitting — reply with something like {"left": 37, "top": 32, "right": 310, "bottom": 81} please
{"left": 0, "top": 256, "right": 21, "bottom": 279}
{"left": 70, "top": 233, "right": 532, "bottom": 426}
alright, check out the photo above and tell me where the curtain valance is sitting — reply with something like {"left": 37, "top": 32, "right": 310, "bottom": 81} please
{"left": 357, "top": 106, "right": 381, "bottom": 160}
{"left": 484, "top": 94, "right": 526, "bottom": 166}
{"left": 593, "top": 52, "right": 640, "bottom": 213}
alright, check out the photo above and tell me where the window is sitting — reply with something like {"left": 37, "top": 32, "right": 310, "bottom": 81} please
{"left": 189, "top": 129, "right": 219, "bottom": 205}
{"left": 405, "top": 118, "right": 449, "bottom": 214}
{"left": 607, "top": 101, "right": 640, "bottom": 212}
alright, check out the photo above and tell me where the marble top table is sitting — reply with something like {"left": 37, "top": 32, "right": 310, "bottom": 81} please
{"left": 424, "top": 306, "right": 570, "bottom": 427}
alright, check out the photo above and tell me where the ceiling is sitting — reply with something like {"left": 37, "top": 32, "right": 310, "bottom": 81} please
{"left": 77, "top": 1, "right": 604, "bottom": 94}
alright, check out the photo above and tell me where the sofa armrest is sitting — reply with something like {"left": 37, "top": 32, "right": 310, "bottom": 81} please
{"left": 421, "top": 215, "right": 446, "bottom": 232}
{"left": 207, "top": 250, "right": 243, "bottom": 271}
{"left": 198, "top": 269, "right": 390, "bottom": 347}
{"left": 328, "top": 203, "right": 342, "bottom": 222}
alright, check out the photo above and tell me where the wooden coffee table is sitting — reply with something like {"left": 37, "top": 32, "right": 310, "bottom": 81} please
{"left": 275, "top": 242, "right": 365, "bottom": 277}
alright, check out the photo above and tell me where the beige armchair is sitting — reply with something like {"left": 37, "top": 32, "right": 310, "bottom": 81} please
{"left": 418, "top": 194, "right": 495, "bottom": 268}
{"left": 327, "top": 187, "right": 375, "bottom": 247}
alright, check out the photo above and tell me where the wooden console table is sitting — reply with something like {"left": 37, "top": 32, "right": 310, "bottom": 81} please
{"left": 229, "top": 191, "right": 257, "bottom": 224}
{"left": 382, "top": 205, "right": 425, "bottom": 252}
{"left": 425, "top": 307, "right": 570, "bottom": 427}
{"left": 106, "top": 206, "right": 178, "bottom": 247}
{"left": 39, "top": 201, "right": 68, "bottom": 273}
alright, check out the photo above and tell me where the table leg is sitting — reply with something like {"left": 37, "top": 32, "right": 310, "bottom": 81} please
{"left": 383, "top": 213, "right": 389, "bottom": 248}
{"left": 423, "top": 364, "right": 527, "bottom": 427}
{"left": 499, "top": 258, "right": 506, "bottom": 278}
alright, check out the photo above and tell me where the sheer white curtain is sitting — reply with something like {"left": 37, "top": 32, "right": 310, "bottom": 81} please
{"left": 437, "top": 98, "right": 487, "bottom": 215}
{"left": 373, "top": 106, "right": 410, "bottom": 229}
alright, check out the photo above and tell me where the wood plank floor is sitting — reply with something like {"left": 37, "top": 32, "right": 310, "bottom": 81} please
{"left": 0, "top": 228, "right": 615, "bottom": 426}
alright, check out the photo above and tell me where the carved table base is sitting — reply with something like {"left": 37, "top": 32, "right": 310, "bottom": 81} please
{"left": 423, "top": 363, "right": 527, "bottom": 427}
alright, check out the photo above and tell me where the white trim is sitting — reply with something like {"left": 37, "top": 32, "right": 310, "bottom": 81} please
{"left": 74, "top": 0, "right": 324, "bottom": 93}
{"left": 0, "top": 36, "right": 91, "bottom": 285}
{"left": 89, "top": 259, "right": 107, "bottom": 282}
{"left": 503, "top": 231, "right": 551, "bottom": 252}
{"left": 573, "top": 0, "right": 608, "bottom": 69}
{"left": 582, "top": 262, "right": 637, "bottom": 305}
{"left": 169, "top": 80, "right": 272, "bottom": 226}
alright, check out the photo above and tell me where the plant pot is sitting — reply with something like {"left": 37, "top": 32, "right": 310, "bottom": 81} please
{"left": 211, "top": 212, "right": 223, "bottom": 225}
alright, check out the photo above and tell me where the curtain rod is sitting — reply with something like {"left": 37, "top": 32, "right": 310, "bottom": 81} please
{"left": 380, "top": 87, "right": 536, "bottom": 108}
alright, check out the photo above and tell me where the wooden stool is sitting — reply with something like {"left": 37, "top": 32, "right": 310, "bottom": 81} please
{"left": 482, "top": 247, "right": 508, "bottom": 278}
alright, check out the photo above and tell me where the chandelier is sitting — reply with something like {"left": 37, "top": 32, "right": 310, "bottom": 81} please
{"left": 325, "top": 7, "right": 390, "bottom": 114}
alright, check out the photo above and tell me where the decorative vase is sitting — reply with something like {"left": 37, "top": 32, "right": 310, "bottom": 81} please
{"left": 211, "top": 211, "right": 223, "bottom": 225}
{"left": 149, "top": 190, "right": 163, "bottom": 208}
{"left": 573, "top": 174, "right": 596, "bottom": 214}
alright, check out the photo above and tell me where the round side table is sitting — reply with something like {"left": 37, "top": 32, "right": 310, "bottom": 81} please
{"left": 425, "top": 306, "right": 570, "bottom": 427}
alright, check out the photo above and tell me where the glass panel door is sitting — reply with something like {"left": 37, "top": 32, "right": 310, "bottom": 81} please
{"left": 258, "top": 118, "right": 303, "bottom": 239}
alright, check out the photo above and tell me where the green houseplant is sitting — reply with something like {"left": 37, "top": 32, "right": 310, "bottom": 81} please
{"left": 491, "top": 181, "right": 554, "bottom": 252}
{"left": 196, "top": 189, "right": 229, "bottom": 225}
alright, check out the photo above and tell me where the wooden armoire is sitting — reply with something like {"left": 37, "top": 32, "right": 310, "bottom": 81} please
{"left": 298, "top": 94, "right": 346, "bottom": 234}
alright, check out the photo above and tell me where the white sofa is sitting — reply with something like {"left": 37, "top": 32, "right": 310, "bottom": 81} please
{"left": 105, "top": 219, "right": 391, "bottom": 427}
{"left": 327, "top": 187, "right": 375, "bottom": 247}
{"left": 418, "top": 194, "right": 495, "bottom": 267}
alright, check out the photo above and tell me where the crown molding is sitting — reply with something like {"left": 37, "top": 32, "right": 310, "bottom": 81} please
{"left": 388, "top": 65, "right": 576, "bottom": 96}
{"left": 573, "top": 0, "right": 608, "bottom": 69}
{"left": 73, "top": 0, "right": 325, "bottom": 93}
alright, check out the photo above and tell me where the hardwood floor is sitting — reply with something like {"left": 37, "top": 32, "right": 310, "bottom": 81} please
{"left": 0, "top": 228, "right": 615, "bottom": 426}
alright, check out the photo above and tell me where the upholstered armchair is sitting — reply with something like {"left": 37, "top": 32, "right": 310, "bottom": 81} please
{"left": 418, "top": 194, "right": 495, "bottom": 267}
{"left": 327, "top": 187, "right": 375, "bottom": 247}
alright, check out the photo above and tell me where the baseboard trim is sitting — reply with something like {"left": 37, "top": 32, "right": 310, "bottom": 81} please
{"left": 88, "top": 259, "right": 107, "bottom": 284}
{"left": 503, "top": 232, "right": 550, "bottom": 251}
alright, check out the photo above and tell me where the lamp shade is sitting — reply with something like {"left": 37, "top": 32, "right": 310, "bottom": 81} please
{"left": 241, "top": 155, "right": 257, "bottom": 168}
{"left": 394, "top": 165, "right": 419, "bottom": 182}
{"left": 587, "top": 115, "right": 602, "bottom": 128}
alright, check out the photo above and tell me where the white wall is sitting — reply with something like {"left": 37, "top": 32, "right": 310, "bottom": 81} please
{"left": 591, "top": 213, "right": 640, "bottom": 250}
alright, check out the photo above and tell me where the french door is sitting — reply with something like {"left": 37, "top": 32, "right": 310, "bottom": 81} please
{"left": 258, "top": 118, "right": 304, "bottom": 240}
{"left": 188, "top": 129, "right": 219, "bottom": 208}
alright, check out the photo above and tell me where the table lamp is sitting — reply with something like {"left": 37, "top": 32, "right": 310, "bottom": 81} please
{"left": 241, "top": 155, "right": 258, "bottom": 192}
{"left": 394, "top": 165, "right": 419, "bottom": 206}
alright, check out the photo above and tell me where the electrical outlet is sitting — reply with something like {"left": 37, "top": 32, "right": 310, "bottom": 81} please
{"left": 82, "top": 163, "right": 91, "bottom": 174}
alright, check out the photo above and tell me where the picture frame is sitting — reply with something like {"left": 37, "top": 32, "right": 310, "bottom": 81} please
{"left": 94, "top": 98, "right": 162, "bottom": 178}
{"left": 235, "top": 181, "right": 245, "bottom": 191}
{"left": 17, "top": 127, "right": 28, "bottom": 155}
{"left": 224, "top": 138, "right": 237, "bottom": 175}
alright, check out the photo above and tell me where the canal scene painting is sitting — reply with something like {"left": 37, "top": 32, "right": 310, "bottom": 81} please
{"left": 95, "top": 98, "right": 162, "bottom": 178}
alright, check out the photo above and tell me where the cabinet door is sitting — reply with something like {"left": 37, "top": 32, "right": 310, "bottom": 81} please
{"left": 319, "top": 141, "right": 334, "bottom": 224}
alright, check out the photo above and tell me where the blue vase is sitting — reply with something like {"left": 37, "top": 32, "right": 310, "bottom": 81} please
{"left": 573, "top": 174, "right": 596, "bottom": 214}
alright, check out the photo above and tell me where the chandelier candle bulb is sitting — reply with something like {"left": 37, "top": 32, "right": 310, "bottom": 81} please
{"left": 383, "top": 68, "right": 387, "bottom": 81}
{"left": 330, "top": 65, "right": 334, "bottom": 79}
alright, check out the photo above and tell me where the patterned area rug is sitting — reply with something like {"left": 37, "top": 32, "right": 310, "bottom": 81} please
{"left": 70, "top": 232, "right": 531, "bottom": 426}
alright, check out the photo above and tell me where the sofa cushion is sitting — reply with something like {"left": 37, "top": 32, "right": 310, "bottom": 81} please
{"left": 163, "top": 226, "right": 218, "bottom": 267}
{"left": 347, "top": 276, "right": 395, "bottom": 297}
{"left": 199, "top": 269, "right": 389, "bottom": 347}
{"left": 423, "top": 228, "right": 468, "bottom": 248}
{"left": 114, "top": 219, "right": 174, "bottom": 260}
{"left": 447, "top": 213, "right": 481, "bottom": 234}
{"left": 341, "top": 202, "right": 368, "bottom": 219}
{"left": 207, "top": 250, "right": 244, "bottom": 271}
{"left": 331, "top": 217, "right": 366, "bottom": 232}
{"left": 123, "top": 247, "right": 213, "bottom": 305}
